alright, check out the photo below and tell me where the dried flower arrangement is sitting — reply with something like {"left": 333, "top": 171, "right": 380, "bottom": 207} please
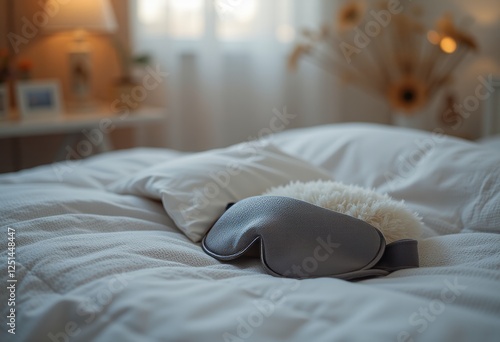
{"left": 289, "top": 1, "right": 478, "bottom": 116}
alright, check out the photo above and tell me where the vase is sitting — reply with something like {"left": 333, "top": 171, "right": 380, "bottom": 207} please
{"left": 389, "top": 91, "right": 446, "bottom": 132}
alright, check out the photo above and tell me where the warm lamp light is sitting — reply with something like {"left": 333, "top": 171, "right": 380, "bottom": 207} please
{"left": 428, "top": 31, "right": 458, "bottom": 54}
{"left": 44, "top": 0, "right": 117, "bottom": 111}
{"left": 440, "top": 36, "right": 458, "bottom": 54}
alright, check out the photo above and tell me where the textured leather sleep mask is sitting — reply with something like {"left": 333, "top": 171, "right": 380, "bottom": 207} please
{"left": 202, "top": 196, "right": 419, "bottom": 280}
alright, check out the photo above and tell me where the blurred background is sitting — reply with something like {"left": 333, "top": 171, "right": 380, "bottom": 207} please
{"left": 0, "top": 0, "right": 499, "bottom": 173}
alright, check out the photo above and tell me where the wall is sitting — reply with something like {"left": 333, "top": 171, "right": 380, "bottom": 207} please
{"left": 0, "top": 0, "right": 134, "bottom": 173}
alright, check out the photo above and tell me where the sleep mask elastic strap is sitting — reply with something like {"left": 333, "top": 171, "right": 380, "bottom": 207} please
{"left": 372, "top": 239, "right": 419, "bottom": 272}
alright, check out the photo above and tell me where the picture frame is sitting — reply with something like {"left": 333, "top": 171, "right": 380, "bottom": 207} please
{"left": 16, "top": 80, "right": 63, "bottom": 119}
{"left": 0, "top": 84, "right": 8, "bottom": 120}
{"left": 483, "top": 77, "right": 500, "bottom": 137}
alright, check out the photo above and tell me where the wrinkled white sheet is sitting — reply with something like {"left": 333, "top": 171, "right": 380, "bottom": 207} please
{"left": 1, "top": 124, "right": 499, "bottom": 342}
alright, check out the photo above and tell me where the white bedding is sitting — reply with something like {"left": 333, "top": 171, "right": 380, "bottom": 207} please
{"left": 1, "top": 124, "right": 500, "bottom": 342}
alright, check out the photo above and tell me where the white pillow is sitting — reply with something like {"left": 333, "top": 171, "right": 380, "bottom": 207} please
{"left": 271, "top": 123, "right": 500, "bottom": 236}
{"left": 108, "top": 141, "right": 332, "bottom": 242}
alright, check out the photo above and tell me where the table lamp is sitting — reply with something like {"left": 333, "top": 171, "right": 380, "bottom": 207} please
{"left": 44, "top": 0, "right": 117, "bottom": 111}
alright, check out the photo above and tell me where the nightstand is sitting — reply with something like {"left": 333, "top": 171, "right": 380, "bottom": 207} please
{"left": 0, "top": 104, "right": 167, "bottom": 170}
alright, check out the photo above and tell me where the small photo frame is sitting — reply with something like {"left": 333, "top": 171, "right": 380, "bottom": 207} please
{"left": 16, "top": 80, "right": 63, "bottom": 119}
{"left": 0, "top": 84, "right": 8, "bottom": 120}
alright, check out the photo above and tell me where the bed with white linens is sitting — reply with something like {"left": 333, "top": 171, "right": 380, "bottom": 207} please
{"left": 1, "top": 123, "right": 499, "bottom": 342}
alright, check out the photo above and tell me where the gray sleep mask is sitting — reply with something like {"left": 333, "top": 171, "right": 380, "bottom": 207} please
{"left": 202, "top": 196, "right": 419, "bottom": 280}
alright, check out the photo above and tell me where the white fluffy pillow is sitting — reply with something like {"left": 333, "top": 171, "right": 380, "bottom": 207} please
{"left": 271, "top": 124, "right": 500, "bottom": 237}
{"left": 108, "top": 142, "right": 332, "bottom": 242}
{"left": 263, "top": 180, "right": 423, "bottom": 243}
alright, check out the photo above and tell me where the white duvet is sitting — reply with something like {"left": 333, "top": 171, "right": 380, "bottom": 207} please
{"left": 1, "top": 124, "right": 499, "bottom": 342}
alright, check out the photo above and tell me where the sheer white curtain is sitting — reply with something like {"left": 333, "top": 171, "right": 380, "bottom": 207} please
{"left": 131, "top": 0, "right": 342, "bottom": 151}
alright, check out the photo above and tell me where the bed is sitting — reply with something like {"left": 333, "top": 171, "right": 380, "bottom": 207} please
{"left": 1, "top": 123, "right": 499, "bottom": 342}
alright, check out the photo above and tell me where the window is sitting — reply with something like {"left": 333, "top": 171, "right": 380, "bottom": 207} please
{"left": 138, "top": 0, "right": 205, "bottom": 38}
{"left": 215, "top": 0, "right": 258, "bottom": 40}
{"left": 137, "top": 0, "right": 294, "bottom": 42}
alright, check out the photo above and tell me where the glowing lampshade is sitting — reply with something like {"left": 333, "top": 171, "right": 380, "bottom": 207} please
{"left": 44, "top": 0, "right": 117, "bottom": 33}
